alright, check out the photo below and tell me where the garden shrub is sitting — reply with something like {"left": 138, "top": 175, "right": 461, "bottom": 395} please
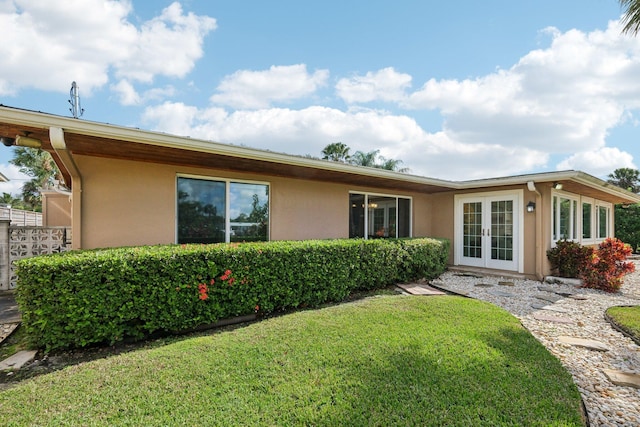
{"left": 546, "top": 239, "right": 591, "bottom": 278}
{"left": 579, "top": 237, "right": 635, "bottom": 293}
{"left": 547, "top": 237, "right": 635, "bottom": 293}
{"left": 15, "top": 237, "right": 449, "bottom": 351}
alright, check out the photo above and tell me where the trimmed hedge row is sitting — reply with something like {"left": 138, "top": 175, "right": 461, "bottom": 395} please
{"left": 15, "top": 238, "right": 449, "bottom": 351}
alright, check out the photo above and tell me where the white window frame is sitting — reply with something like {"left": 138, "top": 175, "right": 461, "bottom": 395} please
{"left": 551, "top": 190, "right": 613, "bottom": 246}
{"left": 176, "top": 174, "right": 271, "bottom": 243}
{"left": 581, "top": 197, "right": 595, "bottom": 245}
{"left": 552, "top": 192, "right": 579, "bottom": 242}
{"left": 348, "top": 191, "right": 412, "bottom": 239}
{"left": 595, "top": 201, "right": 612, "bottom": 242}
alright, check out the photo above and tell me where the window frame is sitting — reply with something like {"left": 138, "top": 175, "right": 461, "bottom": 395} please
{"left": 581, "top": 197, "right": 594, "bottom": 244}
{"left": 349, "top": 191, "right": 412, "bottom": 239}
{"left": 176, "top": 174, "right": 270, "bottom": 244}
{"left": 552, "top": 192, "right": 579, "bottom": 241}
{"left": 551, "top": 190, "right": 613, "bottom": 246}
{"left": 596, "top": 201, "right": 612, "bottom": 242}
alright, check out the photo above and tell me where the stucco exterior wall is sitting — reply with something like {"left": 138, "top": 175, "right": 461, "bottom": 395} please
{"left": 74, "top": 155, "right": 434, "bottom": 249}
{"left": 41, "top": 191, "right": 72, "bottom": 227}
{"left": 427, "top": 193, "right": 455, "bottom": 264}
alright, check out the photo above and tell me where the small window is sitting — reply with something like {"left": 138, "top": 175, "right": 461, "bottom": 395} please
{"left": 552, "top": 194, "right": 578, "bottom": 241}
{"left": 597, "top": 204, "right": 611, "bottom": 240}
{"left": 177, "top": 176, "right": 269, "bottom": 244}
{"left": 349, "top": 192, "right": 411, "bottom": 239}
{"left": 582, "top": 202, "right": 592, "bottom": 240}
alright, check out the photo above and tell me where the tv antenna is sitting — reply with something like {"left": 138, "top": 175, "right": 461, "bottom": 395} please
{"left": 69, "top": 81, "right": 84, "bottom": 118}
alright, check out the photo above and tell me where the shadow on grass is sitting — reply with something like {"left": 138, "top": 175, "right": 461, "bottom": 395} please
{"left": 0, "top": 320, "right": 255, "bottom": 390}
{"left": 312, "top": 326, "right": 586, "bottom": 426}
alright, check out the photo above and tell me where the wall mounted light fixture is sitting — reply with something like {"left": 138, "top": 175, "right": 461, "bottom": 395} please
{"left": 552, "top": 182, "right": 563, "bottom": 190}
{"left": 15, "top": 135, "right": 42, "bottom": 148}
{"left": 526, "top": 201, "right": 536, "bottom": 213}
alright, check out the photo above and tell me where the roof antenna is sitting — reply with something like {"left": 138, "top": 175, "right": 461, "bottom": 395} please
{"left": 69, "top": 81, "right": 84, "bottom": 119}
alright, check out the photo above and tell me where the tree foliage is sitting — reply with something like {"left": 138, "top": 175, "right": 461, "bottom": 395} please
{"left": 9, "top": 147, "right": 64, "bottom": 211}
{"left": 615, "top": 203, "right": 640, "bottom": 252}
{"left": 607, "top": 168, "right": 640, "bottom": 253}
{"left": 607, "top": 167, "right": 640, "bottom": 193}
{"left": 322, "top": 143, "right": 410, "bottom": 172}
{"left": 620, "top": 0, "right": 640, "bottom": 35}
{"left": 0, "top": 192, "right": 27, "bottom": 209}
{"left": 321, "top": 142, "right": 351, "bottom": 162}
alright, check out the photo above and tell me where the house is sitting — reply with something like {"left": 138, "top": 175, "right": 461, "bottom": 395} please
{"left": 1, "top": 105, "right": 639, "bottom": 280}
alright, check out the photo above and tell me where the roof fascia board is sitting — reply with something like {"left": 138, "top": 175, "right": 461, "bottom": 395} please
{"left": 458, "top": 170, "right": 640, "bottom": 203}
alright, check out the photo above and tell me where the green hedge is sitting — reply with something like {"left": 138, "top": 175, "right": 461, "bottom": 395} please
{"left": 15, "top": 238, "right": 449, "bottom": 351}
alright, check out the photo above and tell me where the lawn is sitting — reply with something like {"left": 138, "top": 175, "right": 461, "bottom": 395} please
{"left": 606, "top": 305, "right": 640, "bottom": 345}
{"left": 0, "top": 295, "right": 584, "bottom": 426}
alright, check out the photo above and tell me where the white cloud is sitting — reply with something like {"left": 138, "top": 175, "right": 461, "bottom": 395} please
{"left": 111, "top": 79, "right": 176, "bottom": 105}
{"left": 141, "top": 101, "right": 200, "bottom": 137}
{"left": 336, "top": 67, "right": 412, "bottom": 104}
{"left": 0, "top": 1, "right": 215, "bottom": 97}
{"left": 209, "top": 64, "right": 329, "bottom": 109}
{"left": 115, "top": 2, "right": 217, "bottom": 83}
{"left": 140, "top": 19, "right": 640, "bottom": 180}
{"left": 142, "top": 102, "right": 548, "bottom": 180}
{"left": 111, "top": 80, "right": 141, "bottom": 106}
{"left": 556, "top": 147, "right": 636, "bottom": 176}
{"left": 0, "top": 163, "right": 30, "bottom": 196}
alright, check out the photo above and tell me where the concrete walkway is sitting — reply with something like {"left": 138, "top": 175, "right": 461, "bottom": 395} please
{"left": 0, "top": 291, "right": 20, "bottom": 324}
{"left": 0, "top": 291, "right": 33, "bottom": 371}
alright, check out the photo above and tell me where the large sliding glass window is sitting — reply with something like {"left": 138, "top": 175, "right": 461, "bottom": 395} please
{"left": 349, "top": 192, "right": 411, "bottom": 239}
{"left": 177, "top": 176, "right": 269, "bottom": 244}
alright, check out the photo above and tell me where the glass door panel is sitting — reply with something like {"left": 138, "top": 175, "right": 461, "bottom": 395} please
{"left": 457, "top": 194, "right": 519, "bottom": 271}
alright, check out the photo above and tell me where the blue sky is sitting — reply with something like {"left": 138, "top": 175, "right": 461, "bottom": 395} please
{"left": 1, "top": 0, "right": 638, "bottom": 195}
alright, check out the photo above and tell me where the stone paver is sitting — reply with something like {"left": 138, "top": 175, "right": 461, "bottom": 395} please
{"left": 396, "top": 283, "right": 446, "bottom": 296}
{"left": 534, "top": 292, "right": 564, "bottom": 303}
{"left": 0, "top": 350, "right": 37, "bottom": 371}
{"left": 603, "top": 369, "right": 640, "bottom": 389}
{"left": 558, "top": 336, "right": 610, "bottom": 351}
{"left": 498, "top": 281, "right": 514, "bottom": 287}
{"left": 533, "top": 313, "right": 574, "bottom": 324}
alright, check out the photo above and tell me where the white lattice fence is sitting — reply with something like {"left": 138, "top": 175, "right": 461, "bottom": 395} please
{"left": 8, "top": 226, "right": 71, "bottom": 289}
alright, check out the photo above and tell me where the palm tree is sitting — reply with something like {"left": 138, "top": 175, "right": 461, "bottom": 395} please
{"left": 0, "top": 192, "right": 25, "bottom": 209}
{"left": 9, "top": 147, "right": 64, "bottom": 211}
{"left": 377, "top": 157, "right": 411, "bottom": 173}
{"left": 620, "top": 0, "right": 640, "bottom": 34}
{"left": 350, "top": 150, "right": 380, "bottom": 167}
{"left": 321, "top": 142, "right": 351, "bottom": 162}
{"left": 350, "top": 149, "right": 410, "bottom": 172}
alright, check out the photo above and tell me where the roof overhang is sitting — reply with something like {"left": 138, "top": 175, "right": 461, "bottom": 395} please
{"left": 457, "top": 170, "right": 640, "bottom": 204}
{"left": 0, "top": 105, "right": 456, "bottom": 194}
{"left": 1, "top": 105, "right": 639, "bottom": 204}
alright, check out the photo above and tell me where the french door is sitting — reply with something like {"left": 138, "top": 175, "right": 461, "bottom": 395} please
{"left": 455, "top": 192, "right": 522, "bottom": 272}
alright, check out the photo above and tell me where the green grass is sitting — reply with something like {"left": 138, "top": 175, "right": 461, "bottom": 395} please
{"left": 0, "top": 295, "right": 584, "bottom": 426}
{"left": 606, "top": 305, "right": 640, "bottom": 344}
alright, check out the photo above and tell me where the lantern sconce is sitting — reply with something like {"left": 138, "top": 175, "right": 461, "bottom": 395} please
{"left": 526, "top": 201, "right": 536, "bottom": 213}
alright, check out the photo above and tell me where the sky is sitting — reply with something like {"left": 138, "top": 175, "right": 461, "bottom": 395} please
{"left": 1, "top": 0, "right": 639, "bottom": 196}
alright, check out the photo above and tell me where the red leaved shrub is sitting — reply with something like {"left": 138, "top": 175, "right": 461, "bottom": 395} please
{"left": 578, "top": 238, "right": 635, "bottom": 293}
